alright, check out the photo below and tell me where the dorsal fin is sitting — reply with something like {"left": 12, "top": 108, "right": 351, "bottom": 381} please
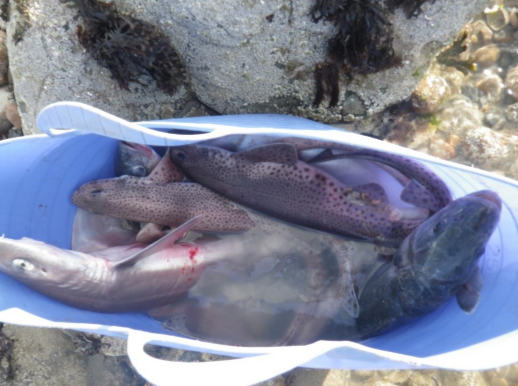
{"left": 233, "top": 144, "right": 298, "bottom": 165}
{"left": 112, "top": 216, "right": 201, "bottom": 268}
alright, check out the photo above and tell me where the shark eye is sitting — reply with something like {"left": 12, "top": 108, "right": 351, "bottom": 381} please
{"left": 433, "top": 219, "right": 447, "bottom": 234}
{"left": 175, "top": 151, "right": 186, "bottom": 162}
{"left": 91, "top": 189, "right": 103, "bottom": 195}
{"left": 131, "top": 165, "right": 147, "bottom": 177}
{"left": 13, "top": 259, "right": 34, "bottom": 271}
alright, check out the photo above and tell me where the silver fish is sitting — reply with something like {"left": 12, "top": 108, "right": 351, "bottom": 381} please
{"left": 169, "top": 143, "right": 424, "bottom": 246}
{"left": 0, "top": 218, "right": 206, "bottom": 313}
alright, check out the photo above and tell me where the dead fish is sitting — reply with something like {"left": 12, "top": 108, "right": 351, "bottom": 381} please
{"left": 353, "top": 190, "right": 501, "bottom": 340}
{"left": 169, "top": 143, "right": 424, "bottom": 246}
{"left": 204, "top": 135, "right": 452, "bottom": 213}
{"left": 72, "top": 176, "right": 254, "bottom": 233}
{"left": 115, "top": 141, "right": 161, "bottom": 177}
{"left": 0, "top": 218, "right": 206, "bottom": 313}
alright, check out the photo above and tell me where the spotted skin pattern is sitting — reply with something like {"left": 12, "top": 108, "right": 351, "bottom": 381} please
{"left": 170, "top": 144, "right": 424, "bottom": 246}
{"left": 72, "top": 177, "right": 254, "bottom": 233}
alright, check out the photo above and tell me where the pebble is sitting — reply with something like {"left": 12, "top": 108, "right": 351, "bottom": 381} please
{"left": 5, "top": 101, "right": 21, "bottom": 129}
{"left": 441, "top": 67, "right": 465, "bottom": 94}
{"left": 412, "top": 75, "right": 451, "bottom": 114}
{"left": 493, "top": 25, "right": 514, "bottom": 43}
{"left": 486, "top": 7, "right": 510, "bottom": 31}
{"left": 476, "top": 74, "right": 505, "bottom": 103}
{"left": 485, "top": 108, "right": 506, "bottom": 127}
{"left": 471, "top": 45, "right": 501, "bottom": 70}
{"left": 429, "top": 137, "right": 457, "bottom": 159}
{"left": 510, "top": 8, "right": 518, "bottom": 27}
{"left": 505, "top": 103, "right": 518, "bottom": 122}
{"left": 505, "top": 66, "right": 518, "bottom": 100}
{"left": 471, "top": 20, "right": 494, "bottom": 44}
{"left": 436, "top": 98, "right": 483, "bottom": 136}
{"left": 448, "top": 134, "right": 461, "bottom": 147}
{"left": 461, "top": 126, "right": 510, "bottom": 167}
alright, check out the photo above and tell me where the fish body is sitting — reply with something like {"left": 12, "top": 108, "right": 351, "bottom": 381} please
{"left": 0, "top": 219, "right": 205, "bottom": 313}
{"left": 353, "top": 190, "right": 501, "bottom": 340}
{"left": 169, "top": 144, "right": 423, "bottom": 246}
{"left": 204, "top": 135, "right": 452, "bottom": 213}
{"left": 72, "top": 176, "right": 254, "bottom": 233}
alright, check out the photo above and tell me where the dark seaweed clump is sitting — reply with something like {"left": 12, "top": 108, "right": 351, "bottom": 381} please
{"left": 386, "top": 0, "right": 436, "bottom": 18}
{"left": 310, "top": 0, "right": 434, "bottom": 107}
{"left": 70, "top": 0, "right": 187, "bottom": 94}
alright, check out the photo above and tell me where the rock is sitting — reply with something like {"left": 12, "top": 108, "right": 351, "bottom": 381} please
{"left": 99, "top": 336, "right": 128, "bottom": 357}
{"left": 342, "top": 92, "right": 366, "bottom": 116}
{"left": 505, "top": 66, "right": 518, "bottom": 100}
{"left": 6, "top": 128, "right": 22, "bottom": 138}
{"left": 461, "top": 126, "right": 511, "bottom": 167}
{"left": 489, "top": 377, "right": 508, "bottom": 386}
{"left": 448, "top": 134, "right": 461, "bottom": 147}
{"left": 429, "top": 137, "right": 456, "bottom": 159}
{"left": 284, "top": 368, "right": 340, "bottom": 386}
{"left": 486, "top": 7, "right": 510, "bottom": 31}
{"left": 476, "top": 74, "right": 505, "bottom": 103}
{"left": 0, "top": 31, "right": 7, "bottom": 86}
{"left": 485, "top": 108, "right": 506, "bottom": 127}
{"left": 493, "top": 25, "right": 514, "bottom": 43}
{"left": 6, "top": 0, "right": 488, "bottom": 134}
{"left": 506, "top": 103, "right": 518, "bottom": 122}
{"left": 0, "top": 87, "right": 12, "bottom": 134}
{"left": 411, "top": 75, "right": 451, "bottom": 114}
{"left": 436, "top": 97, "right": 483, "bottom": 136}
{"left": 84, "top": 355, "right": 146, "bottom": 386}
{"left": 407, "top": 371, "right": 437, "bottom": 386}
{"left": 378, "top": 370, "right": 412, "bottom": 384}
{"left": 506, "top": 362, "right": 518, "bottom": 382}
{"left": 510, "top": 8, "right": 518, "bottom": 27}
{"left": 2, "top": 325, "right": 89, "bottom": 385}
{"left": 441, "top": 67, "right": 465, "bottom": 94}
{"left": 5, "top": 101, "right": 21, "bottom": 129}
{"left": 471, "top": 45, "right": 501, "bottom": 70}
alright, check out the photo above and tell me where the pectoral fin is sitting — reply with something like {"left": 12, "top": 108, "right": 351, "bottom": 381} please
{"left": 112, "top": 216, "right": 202, "bottom": 268}
{"left": 233, "top": 144, "right": 298, "bottom": 165}
{"left": 456, "top": 266, "right": 484, "bottom": 314}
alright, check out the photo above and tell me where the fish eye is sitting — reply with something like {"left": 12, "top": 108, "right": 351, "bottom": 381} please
{"left": 161, "top": 225, "right": 172, "bottom": 232}
{"left": 175, "top": 151, "right": 186, "bottom": 161}
{"left": 131, "top": 165, "right": 147, "bottom": 177}
{"left": 433, "top": 219, "right": 447, "bottom": 234}
{"left": 91, "top": 189, "right": 103, "bottom": 195}
{"left": 13, "top": 259, "right": 34, "bottom": 271}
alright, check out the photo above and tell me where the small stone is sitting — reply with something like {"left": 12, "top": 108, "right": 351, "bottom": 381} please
{"left": 493, "top": 25, "right": 514, "bottom": 43}
{"left": 412, "top": 75, "right": 451, "bottom": 114}
{"left": 510, "top": 8, "right": 518, "bottom": 27}
{"left": 342, "top": 92, "right": 366, "bottom": 116}
{"left": 429, "top": 137, "right": 456, "bottom": 160}
{"left": 461, "top": 126, "right": 509, "bottom": 167}
{"left": 5, "top": 101, "right": 21, "bottom": 129}
{"left": 441, "top": 68, "right": 465, "bottom": 94}
{"left": 436, "top": 98, "right": 483, "bottom": 136}
{"left": 7, "top": 128, "right": 22, "bottom": 138}
{"left": 476, "top": 75, "right": 505, "bottom": 102}
{"left": 505, "top": 66, "right": 518, "bottom": 100}
{"left": 486, "top": 7, "right": 510, "bottom": 31}
{"left": 471, "top": 45, "right": 501, "bottom": 70}
{"left": 471, "top": 20, "right": 494, "bottom": 44}
{"left": 506, "top": 103, "right": 518, "bottom": 122}
{"left": 485, "top": 108, "right": 505, "bottom": 127}
{"left": 408, "top": 371, "right": 436, "bottom": 386}
{"left": 448, "top": 134, "right": 461, "bottom": 147}
{"left": 490, "top": 377, "right": 508, "bottom": 386}
{"left": 379, "top": 369, "right": 411, "bottom": 384}
{"left": 506, "top": 362, "right": 518, "bottom": 382}
{"left": 99, "top": 336, "right": 127, "bottom": 356}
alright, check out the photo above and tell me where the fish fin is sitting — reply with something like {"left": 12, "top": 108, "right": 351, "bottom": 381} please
{"left": 136, "top": 223, "right": 169, "bottom": 244}
{"left": 112, "top": 216, "right": 202, "bottom": 268}
{"left": 234, "top": 144, "right": 298, "bottom": 165}
{"left": 305, "top": 148, "right": 334, "bottom": 163}
{"left": 353, "top": 183, "right": 389, "bottom": 205}
{"left": 400, "top": 180, "right": 439, "bottom": 211}
{"left": 456, "top": 266, "right": 484, "bottom": 314}
{"left": 148, "top": 149, "right": 185, "bottom": 183}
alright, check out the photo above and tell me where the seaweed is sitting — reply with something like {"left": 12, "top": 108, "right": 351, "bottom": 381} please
{"left": 310, "top": 0, "right": 436, "bottom": 108}
{"left": 386, "top": 0, "right": 436, "bottom": 19}
{"left": 69, "top": 0, "right": 187, "bottom": 94}
{"left": 314, "top": 61, "right": 340, "bottom": 107}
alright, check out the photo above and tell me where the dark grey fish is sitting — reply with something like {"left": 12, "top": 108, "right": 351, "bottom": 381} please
{"left": 353, "top": 190, "right": 501, "bottom": 340}
{"left": 115, "top": 141, "right": 161, "bottom": 177}
{"left": 169, "top": 143, "right": 424, "bottom": 246}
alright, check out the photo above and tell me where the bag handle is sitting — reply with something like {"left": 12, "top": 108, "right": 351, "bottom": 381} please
{"left": 125, "top": 331, "right": 436, "bottom": 386}
{"left": 36, "top": 101, "right": 335, "bottom": 147}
